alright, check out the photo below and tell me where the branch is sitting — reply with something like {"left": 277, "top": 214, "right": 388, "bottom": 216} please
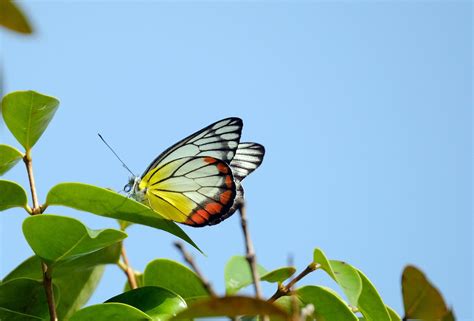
{"left": 268, "top": 263, "right": 319, "bottom": 303}
{"left": 23, "top": 153, "right": 58, "bottom": 321}
{"left": 119, "top": 244, "right": 138, "bottom": 290}
{"left": 238, "top": 202, "right": 263, "bottom": 299}
{"left": 174, "top": 241, "right": 217, "bottom": 297}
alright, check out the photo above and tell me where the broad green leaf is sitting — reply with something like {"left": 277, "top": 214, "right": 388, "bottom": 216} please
{"left": 224, "top": 255, "right": 267, "bottom": 294}
{"left": 171, "top": 296, "right": 290, "bottom": 320}
{"left": 70, "top": 303, "right": 152, "bottom": 321}
{"left": 327, "top": 260, "right": 362, "bottom": 306}
{"left": 0, "top": 179, "right": 28, "bottom": 211}
{"left": 22, "top": 214, "right": 126, "bottom": 266}
{"left": 4, "top": 245, "right": 121, "bottom": 319}
{"left": 402, "top": 265, "right": 453, "bottom": 321}
{"left": 274, "top": 296, "right": 304, "bottom": 316}
{"left": 261, "top": 267, "right": 296, "bottom": 284}
{"left": 0, "top": 278, "right": 59, "bottom": 320}
{"left": 0, "top": 0, "right": 33, "bottom": 34}
{"left": 2, "top": 91, "right": 59, "bottom": 150}
{"left": 313, "top": 248, "right": 336, "bottom": 279}
{"left": 46, "top": 182, "right": 200, "bottom": 252}
{"left": 107, "top": 286, "right": 187, "bottom": 321}
{"left": 0, "top": 144, "right": 23, "bottom": 175}
{"left": 297, "top": 285, "right": 358, "bottom": 321}
{"left": 355, "top": 270, "right": 391, "bottom": 321}
{"left": 144, "top": 259, "right": 209, "bottom": 303}
{"left": 386, "top": 306, "right": 401, "bottom": 321}
{"left": 124, "top": 271, "right": 144, "bottom": 292}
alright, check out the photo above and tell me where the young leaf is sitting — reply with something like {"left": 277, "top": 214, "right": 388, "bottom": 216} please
{"left": 2, "top": 91, "right": 59, "bottom": 151}
{"left": 297, "top": 285, "right": 358, "bottom": 321}
{"left": 106, "top": 286, "right": 187, "bottom": 321}
{"left": 0, "top": 144, "right": 23, "bottom": 175}
{"left": 313, "top": 248, "right": 337, "bottom": 279}
{"left": 69, "top": 303, "right": 152, "bottom": 321}
{"left": 0, "top": 277, "right": 59, "bottom": 320}
{"left": 261, "top": 267, "right": 296, "bottom": 284}
{"left": 171, "top": 296, "right": 290, "bottom": 320}
{"left": 224, "top": 255, "right": 267, "bottom": 294}
{"left": 144, "top": 259, "right": 209, "bottom": 303}
{"left": 46, "top": 182, "right": 200, "bottom": 252}
{"left": 386, "top": 306, "right": 401, "bottom": 321}
{"left": 22, "top": 214, "right": 126, "bottom": 266}
{"left": 355, "top": 269, "right": 391, "bottom": 321}
{"left": 0, "top": 179, "right": 28, "bottom": 211}
{"left": 402, "top": 265, "right": 454, "bottom": 321}
{"left": 0, "top": 0, "right": 33, "bottom": 34}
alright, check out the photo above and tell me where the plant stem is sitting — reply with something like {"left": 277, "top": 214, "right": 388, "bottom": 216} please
{"left": 268, "top": 263, "right": 319, "bottom": 303}
{"left": 23, "top": 153, "right": 58, "bottom": 321}
{"left": 238, "top": 202, "right": 263, "bottom": 299}
{"left": 120, "top": 244, "right": 138, "bottom": 289}
{"left": 174, "top": 241, "right": 217, "bottom": 297}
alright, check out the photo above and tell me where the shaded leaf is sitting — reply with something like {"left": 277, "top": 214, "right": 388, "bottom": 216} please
{"left": 0, "top": 144, "right": 23, "bottom": 175}
{"left": 0, "top": 0, "right": 32, "bottom": 34}
{"left": 0, "top": 278, "right": 59, "bottom": 319}
{"left": 46, "top": 182, "right": 200, "bottom": 252}
{"left": 0, "top": 179, "right": 28, "bottom": 211}
{"left": 22, "top": 214, "right": 126, "bottom": 266}
{"left": 402, "top": 265, "right": 453, "bottom": 321}
{"left": 225, "top": 255, "right": 267, "bottom": 294}
{"left": 171, "top": 296, "right": 290, "bottom": 320}
{"left": 261, "top": 267, "right": 296, "bottom": 284}
{"left": 107, "top": 286, "right": 187, "bottom": 321}
{"left": 144, "top": 259, "right": 209, "bottom": 303}
{"left": 2, "top": 91, "right": 59, "bottom": 150}
{"left": 69, "top": 302, "right": 152, "bottom": 321}
{"left": 297, "top": 285, "right": 358, "bottom": 321}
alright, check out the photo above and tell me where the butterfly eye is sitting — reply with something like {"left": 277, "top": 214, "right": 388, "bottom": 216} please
{"left": 123, "top": 183, "right": 132, "bottom": 193}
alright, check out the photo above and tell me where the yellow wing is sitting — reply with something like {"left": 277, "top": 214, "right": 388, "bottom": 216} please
{"left": 139, "top": 156, "right": 236, "bottom": 227}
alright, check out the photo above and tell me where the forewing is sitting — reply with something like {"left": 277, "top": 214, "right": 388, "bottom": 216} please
{"left": 229, "top": 142, "right": 265, "bottom": 181}
{"left": 142, "top": 118, "right": 243, "bottom": 176}
{"left": 140, "top": 156, "right": 236, "bottom": 227}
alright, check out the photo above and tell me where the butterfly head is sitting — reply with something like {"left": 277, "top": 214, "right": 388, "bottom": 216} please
{"left": 124, "top": 176, "right": 146, "bottom": 203}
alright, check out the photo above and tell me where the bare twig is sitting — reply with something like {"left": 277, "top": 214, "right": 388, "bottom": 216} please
{"left": 23, "top": 153, "right": 58, "bottom": 321}
{"left": 174, "top": 241, "right": 217, "bottom": 297}
{"left": 238, "top": 202, "right": 263, "bottom": 299}
{"left": 120, "top": 244, "right": 138, "bottom": 289}
{"left": 268, "top": 263, "right": 319, "bottom": 303}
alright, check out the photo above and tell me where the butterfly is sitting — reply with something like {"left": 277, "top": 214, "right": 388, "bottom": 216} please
{"left": 123, "top": 117, "right": 265, "bottom": 227}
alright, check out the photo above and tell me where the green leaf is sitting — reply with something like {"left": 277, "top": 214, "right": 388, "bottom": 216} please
{"left": 0, "top": 278, "right": 59, "bottom": 320}
{"left": 224, "top": 255, "right": 267, "bottom": 294}
{"left": 386, "top": 306, "right": 401, "bottom": 321}
{"left": 144, "top": 259, "right": 209, "bottom": 303}
{"left": 106, "top": 286, "right": 187, "bottom": 321}
{"left": 22, "top": 214, "right": 126, "bottom": 266}
{"left": 355, "top": 269, "right": 391, "bottom": 321}
{"left": 2, "top": 91, "right": 59, "bottom": 151}
{"left": 326, "top": 260, "right": 362, "bottom": 306}
{"left": 124, "top": 271, "right": 144, "bottom": 292}
{"left": 402, "top": 265, "right": 453, "bottom": 321}
{"left": 274, "top": 296, "right": 304, "bottom": 316}
{"left": 261, "top": 267, "right": 296, "bottom": 284}
{"left": 70, "top": 303, "right": 152, "bottom": 321}
{"left": 171, "top": 296, "right": 290, "bottom": 320}
{"left": 313, "top": 248, "right": 337, "bottom": 279}
{"left": 0, "top": 0, "right": 33, "bottom": 34}
{"left": 46, "top": 182, "right": 200, "bottom": 252}
{"left": 0, "top": 144, "right": 23, "bottom": 175}
{"left": 4, "top": 245, "right": 121, "bottom": 319}
{"left": 297, "top": 285, "right": 358, "bottom": 321}
{"left": 0, "top": 180, "right": 28, "bottom": 211}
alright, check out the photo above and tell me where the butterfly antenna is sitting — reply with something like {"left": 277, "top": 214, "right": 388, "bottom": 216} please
{"left": 98, "top": 133, "right": 136, "bottom": 177}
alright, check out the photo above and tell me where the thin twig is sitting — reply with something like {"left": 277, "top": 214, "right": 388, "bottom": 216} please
{"left": 23, "top": 153, "right": 58, "bottom": 321}
{"left": 120, "top": 244, "right": 138, "bottom": 289}
{"left": 174, "top": 241, "right": 217, "bottom": 297}
{"left": 268, "top": 263, "right": 319, "bottom": 303}
{"left": 238, "top": 202, "right": 263, "bottom": 299}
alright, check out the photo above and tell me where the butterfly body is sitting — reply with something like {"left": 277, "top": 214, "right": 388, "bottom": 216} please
{"left": 125, "top": 118, "right": 264, "bottom": 227}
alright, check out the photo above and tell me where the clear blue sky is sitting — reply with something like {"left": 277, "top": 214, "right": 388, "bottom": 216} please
{"left": 1, "top": 1, "right": 472, "bottom": 319}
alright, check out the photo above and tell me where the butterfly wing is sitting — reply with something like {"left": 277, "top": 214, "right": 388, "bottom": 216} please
{"left": 209, "top": 142, "right": 265, "bottom": 225}
{"left": 139, "top": 156, "right": 236, "bottom": 227}
{"left": 141, "top": 117, "right": 243, "bottom": 177}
